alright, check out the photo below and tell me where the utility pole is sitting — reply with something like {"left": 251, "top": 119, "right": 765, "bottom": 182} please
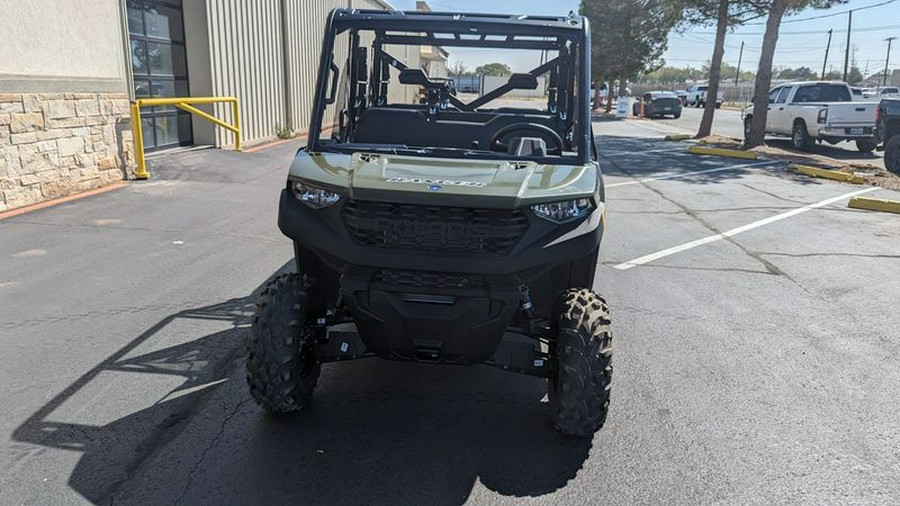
{"left": 885, "top": 37, "right": 897, "bottom": 86}
{"left": 842, "top": 10, "right": 852, "bottom": 82}
{"left": 822, "top": 29, "right": 833, "bottom": 81}
{"left": 735, "top": 41, "right": 744, "bottom": 85}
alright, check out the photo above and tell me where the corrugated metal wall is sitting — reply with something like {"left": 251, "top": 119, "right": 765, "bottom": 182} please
{"left": 284, "top": 0, "right": 347, "bottom": 136}
{"left": 206, "top": 0, "right": 288, "bottom": 147}
{"left": 203, "top": 0, "right": 408, "bottom": 147}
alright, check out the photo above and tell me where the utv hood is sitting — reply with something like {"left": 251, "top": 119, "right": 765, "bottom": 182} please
{"left": 288, "top": 151, "right": 599, "bottom": 208}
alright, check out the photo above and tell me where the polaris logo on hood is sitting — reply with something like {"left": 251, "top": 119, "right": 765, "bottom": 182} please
{"left": 386, "top": 177, "right": 487, "bottom": 188}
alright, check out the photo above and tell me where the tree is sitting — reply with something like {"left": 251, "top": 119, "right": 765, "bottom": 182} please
{"left": 744, "top": 0, "right": 847, "bottom": 147}
{"left": 847, "top": 66, "right": 863, "bottom": 85}
{"left": 449, "top": 60, "right": 470, "bottom": 76}
{"left": 677, "top": 0, "right": 768, "bottom": 138}
{"left": 473, "top": 63, "right": 511, "bottom": 76}
{"left": 581, "top": 0, "right": 681, "bottom": 111}
{"left": 777, "top": 66, "right": 816, "bottom": 80}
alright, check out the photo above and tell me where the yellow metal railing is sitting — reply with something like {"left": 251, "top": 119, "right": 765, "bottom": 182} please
{"left": 130, "top": 96, "right": 241, "bottom": 179}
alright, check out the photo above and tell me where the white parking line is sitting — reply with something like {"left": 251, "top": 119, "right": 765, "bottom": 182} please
{"left": 606, "top": 160, "right": 776, "bottom": 188}
{"left": 613, "top": 186, "right": 880, "bottom": 270}
{"left": 601, "top": 147, "right": 691, "bottom": 157}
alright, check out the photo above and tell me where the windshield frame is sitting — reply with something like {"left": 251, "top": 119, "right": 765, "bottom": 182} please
{"left": 306, "top": 8, "right": 593, "bottom": 166}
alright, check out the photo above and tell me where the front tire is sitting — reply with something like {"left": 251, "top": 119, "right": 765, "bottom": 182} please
{"left": 885, "top": 136, "right": 900, "bottom": 174}
{"left": 743, "top": 115, "right": 753, "bottom": 139}
{"left": 246, "top": 274, "right": 321, "bottom": 413}
{"left": 792, "top": 121, "right": 811, "bottom": 151}
{"left": 549, "top": 289, "right": 613, "bottom": 437}
{"left": 855, "top": 139, "right": 877, "bottom": 153}
{"left": 673, "top": 111, "right": 681, "bottom": 119}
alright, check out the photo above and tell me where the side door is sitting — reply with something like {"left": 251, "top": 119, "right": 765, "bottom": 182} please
{"left": 769, "top": 86, "right": 793, "bottom": 134}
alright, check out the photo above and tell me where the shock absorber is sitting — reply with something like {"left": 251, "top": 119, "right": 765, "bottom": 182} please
{"left": 519, "top": 285, "right": 536, "bottom": 320}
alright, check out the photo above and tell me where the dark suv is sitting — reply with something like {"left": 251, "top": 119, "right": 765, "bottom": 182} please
{"left": 877, "top": 98, "right": 900, "bottom": 173}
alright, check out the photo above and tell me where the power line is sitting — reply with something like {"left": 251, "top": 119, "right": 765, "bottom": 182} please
{"left": 691, "top": 23, "right": 900, "bottom": 36}
{"left": 744, "top": 0, "right": 898, "bottom": 25}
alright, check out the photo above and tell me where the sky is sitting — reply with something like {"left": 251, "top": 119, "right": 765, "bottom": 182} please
{"left": 388, "top": 0, "right": 899, "bottom": 79}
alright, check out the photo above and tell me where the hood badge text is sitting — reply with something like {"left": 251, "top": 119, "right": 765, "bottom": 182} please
{"left": 387, "top": 177, "right": 487, "bottom": 188}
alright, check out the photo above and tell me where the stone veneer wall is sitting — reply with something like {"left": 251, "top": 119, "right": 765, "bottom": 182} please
{"left": 0, "top": 92, "right": 134, "bottom": 212}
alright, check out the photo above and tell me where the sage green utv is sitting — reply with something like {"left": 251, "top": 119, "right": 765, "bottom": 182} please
{"left": 246, "top": 8, "right": 612, "bottom": 437}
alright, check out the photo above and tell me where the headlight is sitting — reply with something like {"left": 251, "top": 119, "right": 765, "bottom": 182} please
{"left": 531, "top": 198, "right": 593, "bottom": 223}
{"left": 817, "top": 108, "right": 828, "bottom": 124}
{"left": 292, "top": 181, "right": 341, "bottom": 209}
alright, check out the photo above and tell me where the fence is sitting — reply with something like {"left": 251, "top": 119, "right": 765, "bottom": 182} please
{"left": 632, "top": 83, "right": 757, "bottom": 105}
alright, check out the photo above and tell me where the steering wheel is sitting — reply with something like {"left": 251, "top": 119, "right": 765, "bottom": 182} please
{"left": 489, "top": 123, "right": 564, "bottom": 155}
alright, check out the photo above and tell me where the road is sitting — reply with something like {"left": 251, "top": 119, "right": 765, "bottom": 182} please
{"left": 628, "top": 105, "right": 888, "bottom": 170}
{"left": 2, "top": 116, "right": 900, "bottom": 504}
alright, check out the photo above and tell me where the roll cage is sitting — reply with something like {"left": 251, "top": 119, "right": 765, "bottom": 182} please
{"left": 307, "top": 8, "right": 594, "bottom": 165}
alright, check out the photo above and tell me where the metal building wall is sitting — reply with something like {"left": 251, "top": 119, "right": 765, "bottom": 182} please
{"left": 283, "top": 0, "right": 347, "bottom": 136}
{"left": 203, "top": 0, "right": 396, "bottom": 147}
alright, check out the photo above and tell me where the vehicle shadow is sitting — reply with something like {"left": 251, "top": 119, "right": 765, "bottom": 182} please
{"left": 12, "top": 266, "right": 592, "bottom": 505}
{"left": 595, "top": 134, "right": 817, "bottom": 186}
{"left": 766, "top": 139, "right": 883, "bottom": 165}
{"left": 9, "top": 264, "right": 294, "bottom": 504}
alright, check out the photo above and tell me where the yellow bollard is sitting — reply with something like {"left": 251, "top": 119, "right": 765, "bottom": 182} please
{"left": 130, "top": 102, "right": 150, "bottom": 180}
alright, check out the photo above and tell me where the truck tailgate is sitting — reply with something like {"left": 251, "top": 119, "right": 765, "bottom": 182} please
{"left": 826, "top": 102, "right": 877, "bottom": 125}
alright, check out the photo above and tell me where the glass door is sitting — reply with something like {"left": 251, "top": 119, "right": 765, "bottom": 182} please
{"left": 127, "top": 0, "right": 192, "bottom": 150}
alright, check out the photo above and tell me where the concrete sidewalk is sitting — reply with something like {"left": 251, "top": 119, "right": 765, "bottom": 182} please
{"left": 0, "top": 141, "right": 302, "bottom": 504}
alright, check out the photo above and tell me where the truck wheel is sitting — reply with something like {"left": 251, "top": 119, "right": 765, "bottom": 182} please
{"left": 855, "top": 139, "right": 877, "bottom": 153}
{"left": 715, "top": 102, "right": 721, "bottom": 109}
{"left": 743, "top": 116, "right": 752, "bottom": 139}
{"left": 549, "top": 289, "right": 613, "bottom": 437}
{"left": 246, "top": 273, "right": 321, "bottom": 413}
{"left": 792, "top": 121, "right": 811, "bottom": 151}
{"left": 885, "top": 136, "right": 900, "bottom": 174}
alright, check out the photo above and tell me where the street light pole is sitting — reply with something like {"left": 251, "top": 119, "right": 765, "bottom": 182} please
{"left": 885, "top": 37, "right": 897, "bottom": 86}
{"left": 842, "top": 9, "right": 852, "bottom": 82}
{"left": 822, "top": 29, "right": 833, "bottom": 81}
{"left": 735, "top": 41, "right": 744, "bottom": 85}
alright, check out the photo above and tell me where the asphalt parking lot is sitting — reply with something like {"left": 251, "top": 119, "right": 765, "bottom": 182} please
{"left": 2, "top": 115, "right": 899, "bottom": 504}
{"left": 624, "top": 105, "right": 888, "bottom": 170}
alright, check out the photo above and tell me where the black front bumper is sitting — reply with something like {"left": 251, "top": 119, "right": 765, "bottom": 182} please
{"left": 278, "top": 189, "right": 603, "bottom": 363}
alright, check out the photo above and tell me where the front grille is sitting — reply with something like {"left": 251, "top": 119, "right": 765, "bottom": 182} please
{"left": 374, "top": 269, "right": 488, "bottom": 290}
{"left": 342, "top": 200, "right": 528, "bottom": 256}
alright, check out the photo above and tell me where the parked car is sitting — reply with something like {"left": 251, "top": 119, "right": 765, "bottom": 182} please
{"left": 632, "top": 91, "right": 682, "bottom": 119}
{"left": 874, "top": 86, "right": 900, "bottom": 98}
{"left": 876, "top": 98, "right": 900, "bottom": 173}
{"left": 685, "top": 84, "right": 724, "bottom": 108}
{"left": 674, "top": 89, "right": 688, "bottom": 105}
{"left": 850, "top": 86, "right": 866, "bottom": 100}
{"left": 742, "top": 81, "right": 879, "bottom": 152}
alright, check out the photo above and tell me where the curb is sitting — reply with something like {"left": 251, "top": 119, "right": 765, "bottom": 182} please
{"left": 686, "top": 145, "right": 758, "bottom": 160}
{"left": 848, "top": 196, "right": 900, "bottom": 214}
{"left": 790, "top": 163, "right": 864, "bottom": 184}
{"left": 664, "top": 133, "right": 692, "bottom": 141}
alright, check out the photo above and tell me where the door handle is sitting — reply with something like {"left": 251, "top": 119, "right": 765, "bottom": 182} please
{"left": 778, "top": 107, "right": 784, "bottom": 110}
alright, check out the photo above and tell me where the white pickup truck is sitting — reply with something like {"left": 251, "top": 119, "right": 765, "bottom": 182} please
{"left": 742, "top": 81, "right": 879, "bottom": 152}
{"left": 684, "top": 84, "right": 724, "bottom": 108}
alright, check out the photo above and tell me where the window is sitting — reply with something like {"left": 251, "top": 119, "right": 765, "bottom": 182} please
{"left": 775, "top": 87, "right": 791, "bottom": 104}
{"left": 793, "top": 84, "right": 850, "bottom": 103}
{"left": 127, "top": 0, "right": 191, "bottom": 150}
{"left": 768, "top": 88, "right": 781, "bottom": 104}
